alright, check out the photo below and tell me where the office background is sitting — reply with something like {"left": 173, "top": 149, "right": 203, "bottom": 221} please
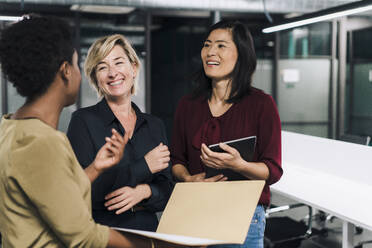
{"left": 1, "top": 0, "right": 372, "bottom": 144}
{"left": 1, "top": 1, "right": 372, "bottom": 247}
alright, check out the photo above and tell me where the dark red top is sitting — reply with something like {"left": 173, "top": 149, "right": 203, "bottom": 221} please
{"left": 171, "top": 87, "right": 283, "bottom": 206}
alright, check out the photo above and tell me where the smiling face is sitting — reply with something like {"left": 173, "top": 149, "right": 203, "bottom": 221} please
{"left": 95, "top": 45, "right": 137, "bottom": 100}
{"left": 201, "top": 28, "right": 238, "bottom": 83}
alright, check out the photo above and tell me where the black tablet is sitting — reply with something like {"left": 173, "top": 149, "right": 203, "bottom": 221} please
{"left": 206, "top": 136, "right": 256, "bottom": 180}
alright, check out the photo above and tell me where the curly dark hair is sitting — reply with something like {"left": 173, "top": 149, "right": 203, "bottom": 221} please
{"left": 0, "top": 15, "right": 74, "bottom": 102}
{"left": 192, "top": 20, "right": 257, "bottom": 103}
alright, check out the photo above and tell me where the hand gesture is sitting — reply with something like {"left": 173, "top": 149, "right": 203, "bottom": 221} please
{"left": 200, "top": 143, "right": 243, "bottom": 170}
{"left": 93, "top": 129, "right": 129, "bottom": 173}
{"left": 104, "top": 184, "right": 150, "bottom": 214}
{"left": 144, "top": 143, "right": 170, "bottom": 174}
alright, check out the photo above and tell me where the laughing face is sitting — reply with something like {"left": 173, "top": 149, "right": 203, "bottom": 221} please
{"left": 95, "top": 45, "right": 137, "bottom": 100}
{"left": 201, "top": 28, "right": 238, "bottom": 83}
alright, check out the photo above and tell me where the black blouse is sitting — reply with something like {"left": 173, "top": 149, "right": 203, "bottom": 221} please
{"left": 67, "top": 98, "right": 174, "bottom": 231}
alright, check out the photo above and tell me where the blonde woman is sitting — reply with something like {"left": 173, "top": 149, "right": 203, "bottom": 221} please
{"left": 67, "top": 34, "right": 173, "bottom": 231}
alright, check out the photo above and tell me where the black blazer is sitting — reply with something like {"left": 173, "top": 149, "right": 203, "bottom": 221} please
{"left": 67, "top": 98, "right": 174, "bottom": 231}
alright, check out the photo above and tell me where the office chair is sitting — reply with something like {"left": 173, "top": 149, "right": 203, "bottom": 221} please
{"left": 264, "top": 203, "right": 325, "bottom": 248}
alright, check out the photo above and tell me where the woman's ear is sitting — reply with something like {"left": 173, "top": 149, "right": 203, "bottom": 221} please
{"left": 132, "top": 62, "right": 138, "bottom": 79}
{"left": 59, "top": 61, "right": 70, "bottom": 84}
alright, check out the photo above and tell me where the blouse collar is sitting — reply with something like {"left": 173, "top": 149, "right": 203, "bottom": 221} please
{"left": 97, "top": 98, "right": 145, "bottom": 127}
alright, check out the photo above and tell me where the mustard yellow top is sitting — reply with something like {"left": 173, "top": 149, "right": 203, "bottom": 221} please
{"left": 0, "top": 115, "right": 109, "bottom": 247}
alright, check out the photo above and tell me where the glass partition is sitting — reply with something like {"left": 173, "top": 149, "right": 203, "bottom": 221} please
{"left": 278, "top": 59, "right": 331, "bottom": 137}
{"left": 252, "top": 59, "right": 273, "bottom": 95}
{"left": 278, "top": 22, "right": 332, "bottom": 138}
{"left": 346, "top": 26, "right": 372, "bottom": 143}
{"left": 280, "top": 22, "right": 331, "bottom": 58}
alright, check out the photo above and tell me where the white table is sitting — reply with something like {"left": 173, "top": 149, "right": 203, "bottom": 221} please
{"left": 271, "top": 131, "right": 372, "bottom": 248}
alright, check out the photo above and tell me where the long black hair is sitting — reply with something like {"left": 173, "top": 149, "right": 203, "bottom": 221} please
{"left": 192, "top": 20, "right": 257, "bottom": 103}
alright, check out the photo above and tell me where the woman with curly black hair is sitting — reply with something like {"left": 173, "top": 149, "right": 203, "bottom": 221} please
{"left": 0, "top": 15, "right": 183, "bottom": 248}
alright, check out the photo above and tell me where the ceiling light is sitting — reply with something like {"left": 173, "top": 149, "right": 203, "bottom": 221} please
{"left": 284, "top": 13, "right": 302, "bottom": 19}
{"left": 70, "top": 4, "right": 135, "bottom": 14}
{"left": 0, "top": 16, "right": 22, "bottom": 22}
{"left": 263, "top": 0, "right": 372, "bottom": 33}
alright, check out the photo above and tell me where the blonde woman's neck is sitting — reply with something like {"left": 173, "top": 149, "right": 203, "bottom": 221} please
{"left": 106, "top": 95, "right": 133, "bottom": 118}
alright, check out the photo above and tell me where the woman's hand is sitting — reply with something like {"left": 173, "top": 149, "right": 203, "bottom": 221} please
{"left": 185, "top": 172, "right": 227, "bottom": 182}
{"left": 93, "top": 129, "right": 129, "bottom": 173}
{"left": 144, "top": 143, "right": 170, "bottom": 174}
{"left": 105, "top": 184, "right": 151, "bottom": 214}
{"left": 200, "top": 143, "right": 243, "bottom": 170}
{"left": 85, "top": 129, "right": 129, "bottom": 182}
{"left": 201, "top": 143, "right": 270, "bottom": 180}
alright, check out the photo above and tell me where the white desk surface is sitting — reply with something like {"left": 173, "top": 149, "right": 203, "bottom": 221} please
{"left": 281, "top": 131, "right": 372, "bottom": 186}
{"left": 271, "top": 162, "right": 372, "bottom": 231}
{"left": 271, "top": 131, "right": 372, "bottom": 247}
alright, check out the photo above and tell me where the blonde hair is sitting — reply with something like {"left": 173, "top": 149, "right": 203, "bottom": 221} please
{"left": 84, "top": 34, "right": 141, "bottom": 97}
